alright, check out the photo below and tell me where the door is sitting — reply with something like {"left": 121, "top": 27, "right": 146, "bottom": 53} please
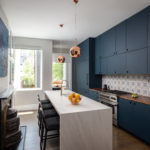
{"left": 148, "top": 47, "right": 150, "bottom": 73}
{"left": 126, "top": 48, "right": 148, "bottom": 74}
{"left": 100, "top": 57, "right": 108, "bottom": 74}
{"left": 95, "top": 36, "right": 101, "bottom": 74}
{"left": 116, "top": 21, "right": 126, "bottom": 54}
{"left": 72, "top": 58, "right": 77, "bottom": 92}
{"left": 126, "top": 9, "right": 148, "bottom": 51}
{"left": 118, "top": 98, "right": 133, "bottom": 131}
{"left": 100, "top": 28, "right": 116, "bottom": 57}
{"left": 132, "top": 102, "right": 150, "bottom": 144}
{"left": 148, "top": 8, "right": 150, "bottom": 46}
{"left": 115, "top": 53, "right": 126, "bottom": 74}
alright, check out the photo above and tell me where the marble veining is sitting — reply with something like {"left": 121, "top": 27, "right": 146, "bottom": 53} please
{"left": 45, "top": 90, "right": 112, "bottom": 150}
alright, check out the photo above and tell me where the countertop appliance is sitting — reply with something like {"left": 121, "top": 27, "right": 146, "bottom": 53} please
{"left": 99, "top": 90, "right": 130, "bottom": 126}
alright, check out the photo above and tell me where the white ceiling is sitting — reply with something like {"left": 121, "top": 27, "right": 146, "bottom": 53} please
{"left": 0, "top": 0, "right": 150, "bottom": 43}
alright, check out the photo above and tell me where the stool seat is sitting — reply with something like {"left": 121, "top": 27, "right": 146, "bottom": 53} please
{"left": 45, "top": 117, "right": 59, "bottom": 130}
{"left": 41, "top": 99, "right": 50, "bottom": 104}
{"left": 42, "top": 103, "right": 53, "bottom": 110}
{"left": 43, "top": 109, "right": 58, "bottom": 118}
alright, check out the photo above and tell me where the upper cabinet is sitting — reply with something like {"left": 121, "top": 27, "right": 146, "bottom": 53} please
{"left": 126, "top": 48, "right": 147, "bottom": 74}
{"left": 100, "top": 28, "right": 116, "bottom": 57}
{"left": 115, "top": 21, "right": 126, "bottom": 54}
{"left": 95, "top": 35, "right": 101, "bottom": 74}
{"left": 126, "top": 9, "right": 148, "bottom": 51}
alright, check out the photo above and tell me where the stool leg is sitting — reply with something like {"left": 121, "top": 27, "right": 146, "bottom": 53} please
{"left": 40, "top": 122, "right": 44, "bottom": 150}
{"left": 43, "top": 129, "right": 47, "bottom": 150}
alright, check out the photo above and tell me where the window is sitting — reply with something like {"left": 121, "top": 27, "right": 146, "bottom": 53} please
{"left": 11, "top": 49, "right": 42, "bottom": 89}
{"left": 52, "top": 62, "right": 67, "bottom": 87}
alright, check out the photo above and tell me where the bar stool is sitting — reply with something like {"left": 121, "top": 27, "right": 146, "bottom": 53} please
{"left": 37, "top": 94, "right": 58, "bottom": 136}
{"left": 40, "top": 107, "right": 59, "bottom": 150}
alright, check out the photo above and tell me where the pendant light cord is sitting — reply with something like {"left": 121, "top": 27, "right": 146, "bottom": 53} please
{"left": 74, "top": 2, "right": 78, "bottom": 46}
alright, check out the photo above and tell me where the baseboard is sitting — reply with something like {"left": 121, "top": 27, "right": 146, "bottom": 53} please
{"left": 14, "top": 104, "right": 38, "bottom": 111}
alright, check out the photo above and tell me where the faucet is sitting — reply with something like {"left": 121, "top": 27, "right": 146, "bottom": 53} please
{"left": 60, "top": 80, "right": 68, "bottom": 96}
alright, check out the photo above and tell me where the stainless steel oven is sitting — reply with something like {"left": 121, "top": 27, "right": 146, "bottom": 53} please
{"left": 99, "top": 92, "right": 118, "bottom": 126}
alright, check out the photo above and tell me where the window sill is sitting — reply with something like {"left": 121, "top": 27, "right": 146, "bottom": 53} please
{"left": 16, "top": 88, "right": 42, "bottom": 92}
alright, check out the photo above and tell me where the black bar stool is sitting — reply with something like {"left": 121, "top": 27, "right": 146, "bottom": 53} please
{"left": 37, "top": 94, "right": 58, "bottom": 136}
{"left": 40, "top": 106, "right": 59, "bottom": 150}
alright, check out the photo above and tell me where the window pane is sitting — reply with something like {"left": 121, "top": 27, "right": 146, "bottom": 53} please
{"left": 13, "top": 49, "right": 42, "bottom": 89}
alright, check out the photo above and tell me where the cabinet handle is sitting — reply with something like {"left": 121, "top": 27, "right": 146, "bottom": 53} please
{"left": 126, "top": 70, "right": 128, "bottom": 74}
{"left": 86, "top": 74, "right": 89, "bottom": 86}
{"left": 114, "top": 71, "right": 116, "bottom": 74}
{"left": 126, "top": 49, "right": 128, "bottom": 51}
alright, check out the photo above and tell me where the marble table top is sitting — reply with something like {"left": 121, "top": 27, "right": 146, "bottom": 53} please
{"left": 45, "top": 90, "right": 110, "bottom": 115}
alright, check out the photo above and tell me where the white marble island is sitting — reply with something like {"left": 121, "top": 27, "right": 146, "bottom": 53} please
{"left": 45, "top": 90, "right": 112, "bottom": 150}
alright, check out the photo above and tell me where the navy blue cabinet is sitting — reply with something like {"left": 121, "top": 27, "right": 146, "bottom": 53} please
{"left": 126, "top": 48, "right": 147, "bottom": 74}
{"left": 72, "top": 38, "right": 102, "bottom": 100}
{"left": 107, "top": 54, "right": 126, "bottom": 74}
{"left": 148, "top": 8, "right": 150, "bottom": 46}
{"left": 148, "top": 47, "right": 150, "bottom": 73}
{"left": 118, "top": 98, "right": 133, "bottom": 132}
{"left": 100, "top": 57, "right": 108, "bottom": 74}
{"left": 100, "top": 28, "right": 115, "bottom": 57}
{"left": 95, "top": 36, "right": 101, "bottom": 74}
{"left": 126, "top": 9, "right": 148, "bottom": 51}
{"left": 116, "top": 21, "right": 126, "bottom": 54}
{"left": 118, "top": 98, "right": 150, "bottom": 144}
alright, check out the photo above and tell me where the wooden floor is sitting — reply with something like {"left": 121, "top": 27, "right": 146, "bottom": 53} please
{"left": 19, "top": 111, "right": 150, "bottom": 150}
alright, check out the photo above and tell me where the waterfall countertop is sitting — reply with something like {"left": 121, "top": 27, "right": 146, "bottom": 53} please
{"left": 45, "top": 90, "right": 110, "bottom": 115}
{"left": 45, "top": 90, "right": 112, "bottom": 150}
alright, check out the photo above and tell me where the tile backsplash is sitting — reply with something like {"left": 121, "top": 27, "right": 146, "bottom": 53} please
{"left": 102, "top": 75, "right": 150, "bottom": 97}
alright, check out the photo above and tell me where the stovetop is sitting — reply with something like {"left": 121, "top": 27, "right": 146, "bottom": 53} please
{"left": 103, "top": 90, "right": 130, "bottom": 95}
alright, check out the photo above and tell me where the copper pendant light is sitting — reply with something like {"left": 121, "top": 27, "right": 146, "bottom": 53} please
{"left": 58, "top": 24, "right": 65, "bottom": 63}
{"left": 70, "top": 0, "right": 81, "bottom": 58}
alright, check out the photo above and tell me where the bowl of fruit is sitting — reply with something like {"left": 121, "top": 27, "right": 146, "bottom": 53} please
{"left": 68, "top": 93, "right": 81, "bottom": 105}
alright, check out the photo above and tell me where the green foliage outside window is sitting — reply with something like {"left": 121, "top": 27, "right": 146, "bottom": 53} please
{"left": 22, "top": 60, "right": 35, "bottom": 87}
{"left": 52, "top": 63, "right": 63, "bottom": 81}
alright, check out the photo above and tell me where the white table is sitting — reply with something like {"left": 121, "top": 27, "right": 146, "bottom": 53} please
{"left": 45, "top": 90, "right": 112, "bottom": 150}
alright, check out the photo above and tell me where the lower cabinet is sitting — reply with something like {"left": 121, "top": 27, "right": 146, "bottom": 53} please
{"left": 148, "top": 47, "right": 150, "bottom": 73}
{"left": 118, "top": 98, "right": 150, "bottom": 144}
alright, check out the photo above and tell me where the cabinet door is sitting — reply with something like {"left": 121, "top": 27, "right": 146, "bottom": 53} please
{"left": 79, "top": 39, "right": 89, "bottom": 61}
{"left": 72, "top": 59, "right": 77, "bottom": 92}
{"left": 148, "top": 9, "right": 150, "bottom": 46}
{"left": 115, "top": 53, "right": 126, "bottom": 74}
{"left": 107, "top": 56, "right": 116, "bottom": 74}
{"left": 116, "top": 21, "right": 126, "bottom": 54}
{"left": 126, "top": 48, "right": 147, "bottom": 74}
{"left": 118, "top": 98, "right": 133, "bottom": 131}
{"left": 132, "top": 102, "right": 150, "bottom": 144}
{"left": 100, "top": 57, "right": 108, "bottom": 74}
{"left": 100, "top": 28, "right": 115, "bottom": 57}
{"left": 148, "top": 47, "right": 150, "bottom": 73}
{"left": 127, "top": 9, "right": 148, "bottom": 51}
{"left": 95, "top": 36, "right": 101, "bottom": 74}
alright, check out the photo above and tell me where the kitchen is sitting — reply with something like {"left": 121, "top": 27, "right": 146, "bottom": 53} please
{"left": 0, "top": 0, "right": 150, "bottom": 150}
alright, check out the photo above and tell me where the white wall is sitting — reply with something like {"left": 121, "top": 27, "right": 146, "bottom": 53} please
{"left": 12, "top": 37, "right": 53, "bottom": 110}
{"left": 0, "top": 5, "right": 11, "bottom": 93}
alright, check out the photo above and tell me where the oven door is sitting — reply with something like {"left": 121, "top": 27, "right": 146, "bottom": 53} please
{"left": 101, "top": 100, "right": 118, "bottom": 126}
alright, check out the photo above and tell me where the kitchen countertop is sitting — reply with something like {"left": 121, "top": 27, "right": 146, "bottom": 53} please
{"left": 90, "top": 88, "right": 150, "bottom": 106}
{"left": 45, "top": 90, "right": 110, "bottom": 115}
{"left": 119, "top": 94, "right": 150, "bottom": 106}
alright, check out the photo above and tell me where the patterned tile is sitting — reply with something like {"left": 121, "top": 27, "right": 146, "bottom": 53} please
{"left": 102, "top": 75, "right": 150, "bottom": 97}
